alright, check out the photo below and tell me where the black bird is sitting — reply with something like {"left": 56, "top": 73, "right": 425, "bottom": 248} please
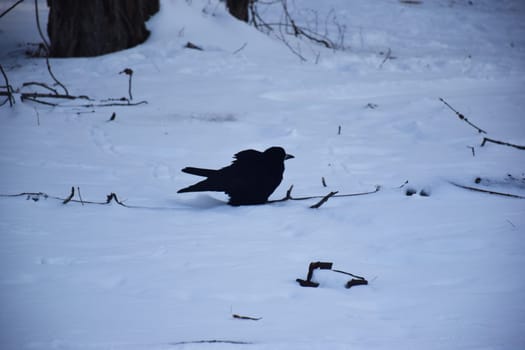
{"left": 178, "top": 146, "right": 294, "bottom": 206}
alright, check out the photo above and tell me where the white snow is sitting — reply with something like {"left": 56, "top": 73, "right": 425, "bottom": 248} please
{"left": 1, "top": 0, "right": 525, "bottom": 349}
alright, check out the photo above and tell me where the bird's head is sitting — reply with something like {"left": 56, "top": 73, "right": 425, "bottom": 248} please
{"left": 265, "top": 147, "right": 294, "bottom": 161}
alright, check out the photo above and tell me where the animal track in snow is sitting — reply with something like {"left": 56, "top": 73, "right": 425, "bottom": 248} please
{"left": 89, "top": 126, "right": 118, "bottom": 156}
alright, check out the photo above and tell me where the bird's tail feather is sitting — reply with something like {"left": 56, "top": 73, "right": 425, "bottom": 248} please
{"left": 181, "top": 167, "right": 217, "bottom": 177}
{"left": 178, "top": 179, "right": 222, "bottom": 193}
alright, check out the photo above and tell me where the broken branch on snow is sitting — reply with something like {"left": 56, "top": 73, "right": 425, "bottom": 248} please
{"left": 448, "top": 181, "right": 525, "bottom": 199}
{"left": 268, "top": 185, "right": 381, "bottom": 207}
{"left": 439, "top": 97, "right": 487, "bottom": 134}
{"left": 480, "top": 137, "right": 525, "bottom": 151}
{"left": 310, "top": 191, "right": 338, "bottom": 208}
{"left": 0, "top": 64, "right": 16, "bottom": 107}
{"left": 232, "top": 314, "right": 262, "bottom": 321}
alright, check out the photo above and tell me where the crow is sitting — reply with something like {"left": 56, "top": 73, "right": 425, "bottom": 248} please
{"left": 177, "top": 146, "right": 294, "bottom": 206}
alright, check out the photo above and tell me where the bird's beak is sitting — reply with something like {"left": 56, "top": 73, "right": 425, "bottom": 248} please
{"left": 285, "top": 154, "right": 295, "bottom": 160}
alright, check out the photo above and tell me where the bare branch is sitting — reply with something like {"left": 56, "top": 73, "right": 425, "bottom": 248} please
{"left": 310, "top": 191, "right": 338, "bottom": 209}
{"left": 0, "top": 0, "right": 24, "bottom": 19}
{"left": 0, "top": 64, "right": 16, "bottom": 107}
{"left": 439, "top": 97, "right": 487, "bottom": 134}
{"left": 480, "top": 137, "right": 525, "bottom": 150}
{"left": 449, "top": 181, "right": 525, "bottom": 199}
{"left": 34, "top": 0, "right": 50, "bottom": 53}
{"left": 45, "top": 56, "right": 69, "bottom": 95}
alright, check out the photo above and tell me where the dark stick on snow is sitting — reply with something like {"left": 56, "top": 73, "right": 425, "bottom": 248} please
{"left": 439, "top": 97, "right": 487, "bottom": 134}
{"left": 23, "top": 81, "right": 59, "bottom": 95}
{"left": 45, "top": 56, "right": 69, "bottom": 95}
{"left": 310, "top": 191, "right": 338, "bottom": 208}
{"left": 268, "top": 185, "right": 380, "bottom": 204}
{"left": 108, "top": 112, "right": 116, "bottom": 122}
{"left": 0, "top": 64, "right": 15, "bottom": 107}
{"left": 379, "top": 48, "right": 391, "bottom": 68}
{"left": 77, "top": 186, "right": 84, "bottom": 205}
{"left": 480, "top": 137, "right": 525, "bottom": 150}
{"left": 232, "top": 42, "right": 248, "bottom": 55}
{"left": 62, "top": 187, "right": 75, "bottom": 204}
{"left": 322, "top": 177, "right": 327, "bottom": 187}
{"left": 233, "top": 314, "right": 262, "bottom": 321}
{"left": 467, "top": 146, "right": 476, "bottom": 156}
{"left": 184, "top": 42, "right": 203, "bottom": 50}
{"left": 0, "top": 0, "right": 25, "bottom": 19}
{"left": 449, "top": 181, "right": 525, "bottom": 199}
{"left": 119, "top": 68, "right": 134, "bottom": 100}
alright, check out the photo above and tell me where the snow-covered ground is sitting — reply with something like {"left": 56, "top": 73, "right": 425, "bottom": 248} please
{"left": 1, "top": 0, "right": 525, "bottom": 349}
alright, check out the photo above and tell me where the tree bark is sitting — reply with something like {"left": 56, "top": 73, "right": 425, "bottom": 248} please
{"left": 226, "top": 0, "right": 249, "bottom": 22}
{"left": 47, "top": 0, "right": 159, "bottom": 57}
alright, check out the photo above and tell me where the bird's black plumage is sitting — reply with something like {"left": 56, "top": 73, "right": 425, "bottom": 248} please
{"left": 178, "top": 147, "right": 294, "bottom": 205}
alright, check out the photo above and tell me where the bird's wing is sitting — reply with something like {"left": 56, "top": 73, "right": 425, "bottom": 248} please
{"left": 232, "top": 149, "right": 262, "bottom": 165}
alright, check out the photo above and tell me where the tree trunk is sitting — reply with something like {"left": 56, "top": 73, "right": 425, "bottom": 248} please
{"left": 226, "top": 0, "right": 249, "bottom": 22}
{"left": 47, "top": 0, "right": 159, "bottom": 57}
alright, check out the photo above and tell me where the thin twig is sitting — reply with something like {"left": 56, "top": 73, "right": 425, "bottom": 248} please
{"left": 480, "top": 137, "right": 525, "bottom": 150}
{"left": 0, "top": 64, "right": 15, "bottom": 107}
{"left": 268, "top": 185, "right": 380, "bottom": 203}
{"left": 449, "top": 181, "right": 525, "bottom": 199}
{"left": 45, "top": 56, "right": 69, "bottom": 95}
{"left": 310, "top": 191, "right": 338, "bottom": 208}
{"left": 0, "top": 0, "right": 24, "bottom": 19}
{"left": 232, "top": 42, "right": 248, "bottom": 55}
{"left": 62, "top": 187, "right": 75, "bottom": 204}
{"left": 77, "top": 186, "right": 84, "bottom": 205}
{"left": 119, "top": 68, "right": 133, "bottom": 100}
{"left": 379, "top": 48, "right": 392, "bottom": 68}
{"left": 233, "top": 314, "right": 262, "bottom": 321}
{"left": 439, "top": 97, "right": 487, "bottom": 134}
{"left": 34, "top": 0, "right": 50, "bottom": 53}
{"left": 22, "top": 81, "right": 59, "bottom": 95}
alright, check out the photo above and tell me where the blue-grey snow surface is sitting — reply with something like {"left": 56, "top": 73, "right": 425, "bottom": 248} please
{"left": 1, "top": 0, "right": 525, "bottom": 349}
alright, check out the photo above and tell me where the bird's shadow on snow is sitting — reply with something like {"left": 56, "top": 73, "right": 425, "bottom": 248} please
{"left": 173, "top": 194, "right": 228, "bottom": 209}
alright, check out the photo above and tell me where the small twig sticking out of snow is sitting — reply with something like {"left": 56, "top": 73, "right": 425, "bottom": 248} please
{"left": 506, "top": 219, "right": 516, "bottom": 229}
{"left": 379, "top": 48, "right": 392, "bottom": 69}
{"left": 322, "top": 177, "right": 327, "bottom": 187}
{"left": 439, "top": 97, "right": 487, "bottom": 134}
{"left": 310, "top": 191, "right": 338, "bottom": 208}
{"left": 119, "top": 68, "right": 134, "bottom": 101}
{"left": 232, "top": 314, "right": 262, "bottom": 321}
{"left": 480, "top": 137, "right": 525, "bottom": 151}
{"left": 337, "top": 125, "right": 341, "bottom": 135}
{"left": 232, "top": 42, "right": 247, "bottom": 55}
{"left": 108, "top": 112, "right": 116, "bottom": 122}
{"left": 184, "top": 42, "right": 204, "bottom": 51}
{"left": 46, "top": 57, "right": 69, "bottom": 95}
{"left": 0, "top": 64, "right": 16, "bottom": 107}
{"left": 269, "top": 185, "right": 381, "bottom": 206}
{"left": 467, "top": 146, "right": 476, "bottom": 156}
{"left": 62, "top": 187, "right": 75, "bottom": 204}
{"left": 398, "top": 180, "right": 409, "bottom": 188}
{"left": 77, "top": 186, "right": 84, "bottom": 206}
